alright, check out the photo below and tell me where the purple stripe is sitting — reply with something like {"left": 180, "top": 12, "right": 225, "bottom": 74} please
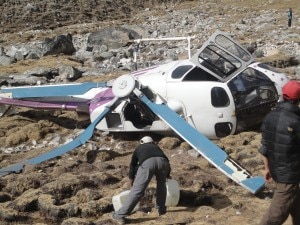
{"left": 89, "top": 88, "right": 115, "bottom": 113}
{"left": 130, "top": 65, "right": 159, "bottom": 77}
{"left": 0, "top": 97, "right": 81, "bottom": 110}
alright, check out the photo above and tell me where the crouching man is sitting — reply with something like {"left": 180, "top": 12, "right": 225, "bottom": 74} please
{"left": 112, "top": 136, "right": 171, "bottom": 224}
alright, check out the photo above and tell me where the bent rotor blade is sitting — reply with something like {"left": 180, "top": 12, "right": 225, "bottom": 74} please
{"left": 136, "top": 91, "right": 265, "bottom": 194}
{"left": 0, "top": 97, "right": 119, "bottom": 177}
{"left": 0, "top": 82, "right": 108, "bottom": 98}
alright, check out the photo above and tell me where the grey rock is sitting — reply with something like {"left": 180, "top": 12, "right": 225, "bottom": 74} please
{"left": 42, "top": 34, "right": 76, "bottom": 56}
{"left": 188, "top": 149, "right": 200, "bottom": 158}
{"left": 58, "top": 65, "right": 83, "bottom": 81}
{"left": 87, "top": 27, "right": 141, "bottom": 49}
{"left": 0, "top": 55, "right": 16, "bottom": 65}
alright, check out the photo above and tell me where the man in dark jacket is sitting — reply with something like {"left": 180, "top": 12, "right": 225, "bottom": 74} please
{"left": 259, "top": 80, "right": 300, "bottom": 225}
{"left": 288, "top": 8, "right": 293, "bottom": 27}
{"left": 112, "top": 136, "right": 171, "bottom": 224}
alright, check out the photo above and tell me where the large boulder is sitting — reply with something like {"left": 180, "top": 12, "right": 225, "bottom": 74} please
{"left": 87, "top": 27, "right": 141, "bottom": 50}
{"left": 42, "top": 34, "right": 76, "bottom": 56}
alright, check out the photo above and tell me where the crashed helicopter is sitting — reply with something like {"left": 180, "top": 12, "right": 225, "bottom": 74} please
{"left": 0, "top": 30, "right": 289, "bottom": 139}
{"left": 0, "top": 30, "right": 289, "bottom": 193}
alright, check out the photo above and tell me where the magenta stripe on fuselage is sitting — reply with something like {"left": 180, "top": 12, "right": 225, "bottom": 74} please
{"left": 89, "top": 88, "right": 115, "bottom": 113}
{"left": 130, "top": 65, "right": 159, "bottom": 77}
{"left": 0, "top": 97, "right": 80, "bottom": 110}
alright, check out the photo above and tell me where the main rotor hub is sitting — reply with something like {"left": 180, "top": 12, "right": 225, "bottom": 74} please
{"left": 112, "top": 75, "right": 136, "bottom": 98}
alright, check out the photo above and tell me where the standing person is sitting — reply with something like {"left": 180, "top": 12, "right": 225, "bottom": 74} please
{"left": 112, "top": 136, "right": 171, "bottom": 225}
{"left": 288, "top": 8, "right": 293, "bottom": 27}
{"left": 259, "top": 80, "right": 300, "bottom": 225}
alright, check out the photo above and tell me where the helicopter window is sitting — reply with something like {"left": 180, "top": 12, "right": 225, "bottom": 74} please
{"left": 227, "top": 67, "right": 278, "bottom": 110}
{"left": 171, "top": 65, "right": 193, "bottom": 79}
{"left": 215, "top": 122, "right": 233, "bottom": 138}
{"left": 211, "top": 87, "right": 230, "bottom": 107}
{"left": 105, "top": 113, "right": 122, "bottom": 128}
{"left": 183, "top": 67, "right": 219, "bottom": 81}
{"left": 256, "top": 63, "right": 282, "bottom": 73}
{"left": 124, "top": 101, "right": 155, "bottom": 128}
{"left": 215, "top": 34, "right": 252, "bottom": 62}
{"left": 199, "top": 45, "right": 241, "bottom": 79}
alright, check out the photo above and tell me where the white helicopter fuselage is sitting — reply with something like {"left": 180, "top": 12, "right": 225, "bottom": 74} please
{"left": 91, "top": 30, "right": 289, "bottom": 139}
{"left": 91, "top": 55, "right": 288, "bottom": 139}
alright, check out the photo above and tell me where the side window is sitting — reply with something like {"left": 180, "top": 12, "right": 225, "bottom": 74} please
{"left": 171, "top": 65, "right": 193, "bottom": 79}
{"left": 211, "top": 87, "right": 230, "bottom": 107}
{"left": 257, "top": 63, "right": 281, "bottom": 73}
{"left": 183, "top": 67, "right": 219, "bottom": 81}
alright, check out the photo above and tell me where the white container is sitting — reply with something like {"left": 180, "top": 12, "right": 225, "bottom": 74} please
{"left": 112, "top": 190, "right": 140, "bottom": 212}
{"left": 165, "top": 179, "right": 180, "bottom": 207}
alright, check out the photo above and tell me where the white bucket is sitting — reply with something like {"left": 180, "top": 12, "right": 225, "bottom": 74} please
{"left": 165, "top": 179, "right": 180, "bottom": 207}
{"left": 112, "top": 190, "right": 140, "bottom": 212}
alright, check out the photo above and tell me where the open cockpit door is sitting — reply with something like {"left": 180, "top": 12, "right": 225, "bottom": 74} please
{"left": 190, "top": 30, "right": 254, "bottom": 82}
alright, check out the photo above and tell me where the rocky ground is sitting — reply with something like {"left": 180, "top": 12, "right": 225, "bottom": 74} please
{"left": 0, "top": 0, "right": 300, "bottom": 225}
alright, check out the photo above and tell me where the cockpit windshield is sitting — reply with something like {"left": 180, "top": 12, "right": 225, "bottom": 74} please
{"left": 190, "top": 30, "right": 254, "bottom": 82}
{"left": 198, "top": 45, "right": 241, "bottom": 79}
{"left": 215, "top": 34, "right": 252, "bottom": 62}
{"left": 228, "top": 67, "right": 278, "bottom": 110}
{"left": 227, "top": 67, "right": 279, "bottom": 130}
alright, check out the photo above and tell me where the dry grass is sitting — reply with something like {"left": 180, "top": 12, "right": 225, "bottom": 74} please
{"left": 0, "top": 55, "right": 81, "bottom": 75}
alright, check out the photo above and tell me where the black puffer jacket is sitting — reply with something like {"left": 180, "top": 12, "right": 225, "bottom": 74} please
{"left": 259, "top": 101, "right": 300, "bottom": 183}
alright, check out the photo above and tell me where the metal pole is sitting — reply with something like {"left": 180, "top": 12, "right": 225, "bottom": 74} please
{"left": 133, "top": 40, "right": 140, "bottom": 71}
